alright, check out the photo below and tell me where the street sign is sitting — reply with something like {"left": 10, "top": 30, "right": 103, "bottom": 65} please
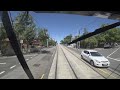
{"left": 20, "top": 40, "right": 23, "bottom": 43}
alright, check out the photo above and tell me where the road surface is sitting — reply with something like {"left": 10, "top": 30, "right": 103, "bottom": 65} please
{"left": 0, "top": 46, "right": 56, "bottom": 79}
{"left": 48, "top": 45, "right": 104, "bottom": 79}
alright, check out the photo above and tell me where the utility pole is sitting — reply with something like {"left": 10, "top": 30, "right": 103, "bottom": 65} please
{"left": 47, "top": 39, "right": 48, "bottom": 47}
{"left": 0, "top": 22, "right": 2, "bottom": 54}
{"left": 78, "top": 30, "right": 80, "bottom": 49}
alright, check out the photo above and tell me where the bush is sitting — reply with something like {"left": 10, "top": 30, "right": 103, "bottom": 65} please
{"left": 5, "top": 48, "right": 15, "bottom": 56}
{"left": 1, "top": 42, "right": 15, "bottom": 56}
{"left": 1, "top": 47, "right": 15, "bottom": 56}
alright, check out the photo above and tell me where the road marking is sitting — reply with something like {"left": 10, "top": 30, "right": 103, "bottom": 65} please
{"left": 26, "top": 59, "right": 29, "bottom": 61}
{"left": 10, "top": 65, "right": 16, "bottom": 69}
{"left": 107, "top": 56, "right": 120, "bottom": 61}
{"left": 98, "top": 69, "right": 108, "bottom": 74}
{"left": 107, "top": 46, "right": 120, "bottom": 57}
{"left": 0, "top": 54, "right": 37, "bottom": 59}
{"left": 0, "top": 71, "right": 5, "bottom": 75}
{"left": 52, "top": 50, "right": 55, "bottom": 56}
{"left": 98, "top": 69, "right": 116, "bottom": 78}
{"left": 0, "top": 56, "right": 16, "bottom": 59}
{"left": 0, "top": 63, "right": 6, "bottom": 65}
{"left": 40, "top": 74, "right": 45, "bottom": 79}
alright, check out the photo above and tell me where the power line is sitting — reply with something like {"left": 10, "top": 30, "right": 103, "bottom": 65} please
{"left": 78, "top": 18, "right": 98, "bottom": 33}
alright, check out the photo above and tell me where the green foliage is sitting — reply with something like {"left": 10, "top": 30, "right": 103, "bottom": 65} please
{"left": 60, "top": 34, "right": 72, "bottom": 44}
{"left": 95, "top": 24, "right": 120, "bottom": 47}
{"left": 81, "top": 24, "right": 120, "bottom": 48}
{"left": 14, "top": 12, "right": 36, "bottom": 41}
{"left": 38, "top": 28, "right": 49, "bottom": 46}
{"left": 0, "top": 24, "right": 7, "bottom": 41}
{"left": 48, "top": 38, "right": 57, "bottom": 46}
{"left": 80, "top": 28, "right": 98, "bottom": 48}
{"left": 61, "top": 24, "right": 120, "bottom": 49}
{"left": 0, "top": 11, "right": 57, "bottom": 55}
{"left": 83, "top": 28, "right": 89, "bottom": 35}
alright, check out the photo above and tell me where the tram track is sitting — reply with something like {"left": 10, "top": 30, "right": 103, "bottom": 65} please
{"left": 55, "top": 45, "right": 78, "bottom": 79}
{"left": 63, "top": 45, "right": 120, "bottom": 79}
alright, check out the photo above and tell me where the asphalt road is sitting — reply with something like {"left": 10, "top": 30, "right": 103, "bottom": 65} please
{"left": 67, "top": 46, "right": 120, "bottom": 73}
{"left": 0, "top": 46, "right": 56, "bottom": 79}
{"left": 0, "top": 54, "right": 38, "bottom": 77}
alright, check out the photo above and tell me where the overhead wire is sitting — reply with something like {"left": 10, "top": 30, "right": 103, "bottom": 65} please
{"left": 70, "top": 15, "right": 120, "bottom": 79}
{"left": 2, "top": 11, "right": 34, "bottom": 79}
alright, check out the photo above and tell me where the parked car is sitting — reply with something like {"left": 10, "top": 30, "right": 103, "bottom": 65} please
{"left": 30, "top": 45, "right": 40, "bottom": 53}
{"left": 81, "top": 50, "right": 110, "bottom": 67}
{"left": 104, "top": 43, "right": 112, "bottom": 49}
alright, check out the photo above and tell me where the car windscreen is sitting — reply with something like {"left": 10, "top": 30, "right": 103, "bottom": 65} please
{"left": 90, "top": 52, "right": 102, "bottom": 56}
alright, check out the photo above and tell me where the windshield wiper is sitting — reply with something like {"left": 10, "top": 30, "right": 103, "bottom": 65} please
{"left": 1, "top": 11, "right": 34, "bottom": 79}
{"left": 68, "top": 21, "right": 120, "bottom": 44}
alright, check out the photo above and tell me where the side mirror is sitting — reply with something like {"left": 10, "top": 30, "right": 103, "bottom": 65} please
{"left": 87, "top": 53, "right": 90, "bottom": 56}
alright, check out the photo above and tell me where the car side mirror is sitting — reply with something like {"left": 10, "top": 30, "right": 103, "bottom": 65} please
{"left": 87, "top": 53, "right": 90, "bottom": 56}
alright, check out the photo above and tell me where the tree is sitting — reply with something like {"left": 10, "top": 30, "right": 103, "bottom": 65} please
{"left": 0, "top": 23, "right": 16, "bottom": 56}
{"left": 23, "top": 26, "right": 36, "bottom": 50}
{"left": 80, "top": 28, "right": 89, "bottom": 48}
{"left": 83, "top": 28, "right": 89, "bottom": 35}
{"left": 38, "top": 28, "right": 49, "bottom": 46}
{"left": 14, "top": 11, "right": 36, "bottom": 52}
{"left": 0, "top": 24, "right": 7, "bottom": 54}
{"left": 60, "top": 40, "right": 65, "bottom": 44}
{"left": 60, "top": 34, "right": 72, "bottom": 45}
{"left": 14, "top": 12, "right": 36, "bottom": 38}
{"left": 0, "top": 23, "right": 7, "bottom": 41}
{"left": 95, "top": 24, "right": 120, "bottom": 47}
{"left": 88, "top": 37, "right": 98, "bottom": 48}
{"left": 48, "top": 38, "right": 57, "bottom": 46}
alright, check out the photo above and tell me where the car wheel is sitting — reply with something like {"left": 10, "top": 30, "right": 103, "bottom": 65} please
{"left": 90, "top": 60, "right": 94, "bottom": 66}
{"left": 81, "top": 55, "right": 83, "bottom": 59}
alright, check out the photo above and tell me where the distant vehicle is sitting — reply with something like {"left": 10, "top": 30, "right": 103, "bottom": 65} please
{"left": 104, "top": 43, "right": 112, "bottom": 49}
{"left": 81, "top": 50, "right": 110, "bottom": 67}
{"left": 67, "top": 45, "right": 72, "bottom": 47}
{"left": 114, "top": 43, "right": 119, "bottom": 48}
{"left": 30, "top": 45, "right": 40, "bottom": 53}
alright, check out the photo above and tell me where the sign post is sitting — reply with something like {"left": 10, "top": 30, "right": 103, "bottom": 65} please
{"left": 20, "top": 40, "right": 23, "bottom": 51}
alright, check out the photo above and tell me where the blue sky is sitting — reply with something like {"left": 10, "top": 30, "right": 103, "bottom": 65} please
{"left": 10, "top": 11, "right": 119, "bottom": 43}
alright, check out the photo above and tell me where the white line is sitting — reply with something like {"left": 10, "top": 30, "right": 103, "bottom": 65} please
{"left": 107, "top": 56, "right": 120, "bottom": 61}
{"left": 10, "top": 65, "right": 16, "bottom": 69}
{"left": 0, "top": 71, "right": 5, "bottom": 75}
{"left": 98, "top": 69, "right": 108, "bottom": 74}
{"left": 98, "top": 69, "right": 116, "bottom": 78}
{"left": 52, "top": 51, "right": 55, "bottom": 56}
{"left": 0, "top": 63, "right": 6, "bottom": 65}
{"left": 40, "top": 74, "right": 45, "bottom": 79}
{"left": 107, "top": 47, "right": 120, "bottom": 57}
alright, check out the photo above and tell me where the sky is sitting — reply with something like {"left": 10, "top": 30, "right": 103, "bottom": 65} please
{"left": 9, "top": 11, "right": 119, "bottom": 43}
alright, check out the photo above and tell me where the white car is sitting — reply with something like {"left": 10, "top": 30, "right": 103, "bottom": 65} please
{"left": 81, "top": 50, "right": 110, "bottom": 67}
